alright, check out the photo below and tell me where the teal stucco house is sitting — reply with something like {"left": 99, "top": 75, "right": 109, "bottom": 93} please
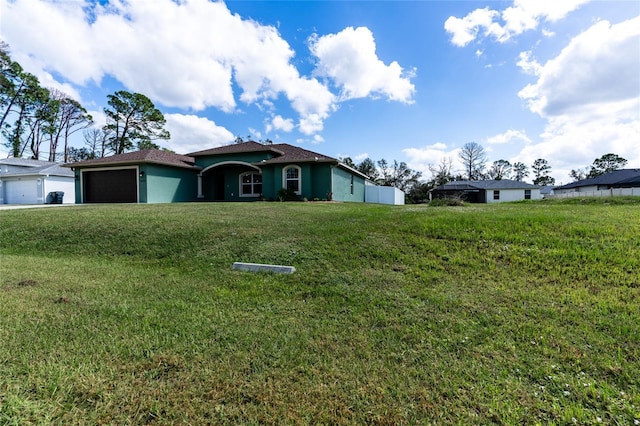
{"left": 66, "top": 141, "right": 374, "bottom": 204}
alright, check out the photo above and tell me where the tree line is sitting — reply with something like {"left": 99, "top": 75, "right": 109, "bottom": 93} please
{"left": 1, "top": 43, "right": 170, "bottom": 162}
{"left": 343, "top": 142, "right": 629, "bottom": 204}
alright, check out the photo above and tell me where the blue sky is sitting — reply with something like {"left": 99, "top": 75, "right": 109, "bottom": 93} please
{"left": 1, "top": 0, "right": 638, "bottom": 183}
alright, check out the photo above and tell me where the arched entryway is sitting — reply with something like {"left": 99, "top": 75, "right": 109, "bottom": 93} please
{"left": 198, "top": 161, "right": 262, "bottom": 201}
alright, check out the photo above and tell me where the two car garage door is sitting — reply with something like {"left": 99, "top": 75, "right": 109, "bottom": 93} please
{"left": 83, "top": 169, "right": 138, "bottom": 203}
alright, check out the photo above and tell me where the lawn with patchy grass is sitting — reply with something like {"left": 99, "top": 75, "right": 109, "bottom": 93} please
{"left": 1, "top": 200, "right": 639, "bottom": 424}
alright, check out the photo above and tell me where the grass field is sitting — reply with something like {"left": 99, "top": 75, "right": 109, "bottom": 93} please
{"left": 1, "top": 199, "right": 639, "bottom": 424}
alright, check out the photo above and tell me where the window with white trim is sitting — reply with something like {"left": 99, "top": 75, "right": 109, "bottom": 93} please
{"left": 493, "top": 190, "right": 500, "bottom": 200}
{"left": 283, "top": 165, "right": 301, "bottom": 194}
{"left": 524, "top": 189, "right": 531, "bottom": 200}
{"left": 240, "top": 172, "right": 262, "bottom": 197}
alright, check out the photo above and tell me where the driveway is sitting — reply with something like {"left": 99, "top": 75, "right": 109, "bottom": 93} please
{"left": 0, "top": 204, "right": 79, "bottom": 210}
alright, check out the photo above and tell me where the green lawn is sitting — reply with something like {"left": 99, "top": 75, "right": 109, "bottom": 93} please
{"left": 1, "top": 200, "right": 639, "bottom": 424}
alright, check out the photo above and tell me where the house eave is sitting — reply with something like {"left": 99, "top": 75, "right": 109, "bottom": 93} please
{"left": 63, "top": 160, "right": 202, "bottom": 171}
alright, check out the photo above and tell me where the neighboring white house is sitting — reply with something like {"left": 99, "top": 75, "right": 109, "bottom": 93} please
{"left": 553, "top": 169, "right": 640, "bottom": 198}
{"left": 430, "top": 179, "right": 541, "bottom": 203}
{"left": 0, "top": 158, "right": 75, "bottom": 204}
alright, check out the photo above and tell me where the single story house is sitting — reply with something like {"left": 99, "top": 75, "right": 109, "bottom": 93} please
{"left": 430, "top": 179, "right": 541, "bottom": 203}
{"left": 65, "top": 141, "right": 397, "bottom": 204}
{"left": 553, "top": 169, "right": 640, "bottom": 197}
{"left": 0, "top": 158, "right": 75, "bottom": 204}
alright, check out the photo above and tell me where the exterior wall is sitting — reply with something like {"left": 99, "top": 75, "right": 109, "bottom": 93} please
{"left": 331, "top": 166, "right": 365, "bottom": 202}
{"left": 263, "top": 163, "right": 338, "bottom": 201}
{"left": 486, "top": 188, "right": 541, "bottom": 203}
{"left": 311, "top": 164, "right": 333, "bottom": 200}
{"left": 201, "top": 165, "right": 259, "bottom": 202}
{"left": 260, "top": 167, "right": 277, "bottom": 200}
{"left": 262, "top": 163, "right": 327, "bottom": 201}
{"left": 73, "top": 170, "right": 82, "bottom": 203}
{"left": 195, "top": 152, "right": 275, "bottom": 169}
{"left": 42, "top": 176, "right": 75, "bottom": 204}
{"left": 143, "top": 164, "right": 198, "bottom": 203}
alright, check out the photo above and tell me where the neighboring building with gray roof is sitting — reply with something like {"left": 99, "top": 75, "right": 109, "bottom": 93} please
{"left": 554, "top": 169, "right": 640, "bottom": 195}
{"left": 0, "top": 158, "right": 75, "bottom": 204}
{"left": 430, "top": 179, "right": 541, "bottom": 203}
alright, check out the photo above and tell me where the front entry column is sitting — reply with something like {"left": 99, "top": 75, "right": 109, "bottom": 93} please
{"left": 197, "top": 174, "right": 204, "bottom": 198}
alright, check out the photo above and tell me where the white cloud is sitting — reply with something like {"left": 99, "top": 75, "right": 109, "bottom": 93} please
{"left": 402, "top": 143, "right": 461, "bottom": 178}
{"left": 3, "top": 0, "right": 394, "bottom": 137}
{"left": 269, "top": 115, "right": 295, "bottom": 133}
{"left": 516, "top": 51, "right": 543, "bottom": 76}
{"left": 444, "top": 7, "right": 500, "bottom": 47}
{"left": 486, "top": 129, "right": 532, "bottom": 145}
{"left": 163, "top": 114, "right": 234, "bottom": 154}
{"left": 518, "top": 17, "right": 640, "bottom": 116}
{"left": 513, "top": 16, "right": 640, "bottom": 182}
{"left": 354, "top": 152, "right": 369, "bottom": 162}
{"left": 445, "top": 0, "right": 589, "bottom": 46}
{"left": 309, "top": 27, "right": 416, "bottom": 103}
{"left": 542, "top": 29, "right": 555, "bottom": 38}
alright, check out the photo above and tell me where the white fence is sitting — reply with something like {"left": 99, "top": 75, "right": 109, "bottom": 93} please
{"left": 550, "top": 188, "right": 640, "bottom": 199}
{"left": 365, "top": 185, "right": 405, "bottom": 205}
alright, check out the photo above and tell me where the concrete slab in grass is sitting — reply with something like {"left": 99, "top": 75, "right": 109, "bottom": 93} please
{"left": 232, "top": 262, "right": 296, "bottom": 274}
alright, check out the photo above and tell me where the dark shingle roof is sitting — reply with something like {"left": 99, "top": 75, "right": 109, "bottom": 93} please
{"left": 64, "top": 150, "right": 201, "bottom": 170}
{"left": 188, "top": 141, "right": 283, "bottom": 157}
{"left": 260, "top": 143, "right": 336, "bottom": 164}
{"left": 554, "top": 169, "right": 640, "bottom": 190}
{"left": 188, "top": 141, "right": 336, "bottom": 164}
{"left": 433, "top": 179, "right": 539, "bottom": 191}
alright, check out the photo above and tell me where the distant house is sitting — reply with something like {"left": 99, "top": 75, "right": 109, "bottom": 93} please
{"left": 430, "top": 179, "right": 541, "bottom": 203}
{"left": 539, "top": 186, "right": 555, "bottom": 198}
{"left": 553, "top": 169, "right": 640, "bottom": 197}
{"left": 0, "top": 158, "right": 75, "bottom": 205}
{"left": 65, "top": 142, "right": 401, "bottom": 204}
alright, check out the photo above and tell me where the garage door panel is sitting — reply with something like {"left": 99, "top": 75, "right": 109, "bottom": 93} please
{"left": 84, "top": 169, "right": 137, "bottom": 203}
{"left": 6, "top": 179, "right": 39, "bottom": 204}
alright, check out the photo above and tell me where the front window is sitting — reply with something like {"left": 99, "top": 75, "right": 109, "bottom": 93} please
{"left": 493, "top": 190, "right": 500, "bottom": 200}
{"left": 283, "top": 165, "right": 301, "bottom": 194}
{"left": 524, "top": 189, "right": 531, "bottom": 200}
{"left": 240, "top": 172, "right": 262, "bottom": 197}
